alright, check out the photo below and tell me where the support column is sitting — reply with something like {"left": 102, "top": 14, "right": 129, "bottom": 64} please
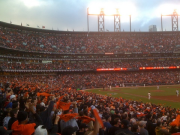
{"left": 98, "top": 8, "right": 105, "bottom": 32}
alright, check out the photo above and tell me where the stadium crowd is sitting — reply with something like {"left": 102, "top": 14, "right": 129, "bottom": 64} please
{"left": 1, "top": 26, "right": 180, "bottom": 53}
{"left": 1, "top": 24, "right": 180, "bottom": 135}
{"left": 1, "top": 59, "right": 180, "bottom": 70}
{"left": 0, "top": 73, "right": 180, "bottom": 135}
{"left": 0, "top": 71, "right": 179, "bottom": 90}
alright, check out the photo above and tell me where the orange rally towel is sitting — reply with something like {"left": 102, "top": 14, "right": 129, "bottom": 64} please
{"left": 172, "top": 133, "right": 180, "bottom": 135}
{"left": 170, "top": 115, "right": 180, "bottom": 127}
{"left": 37, "top": 92, "right": 53, "bottom": 97}
{"left": 56, "top": 101, "right": 72, "bottom": 110}
{"left": 87, "top": 107, "right": 91, "bottom": 112}
{"left": 76, "top": 116, "right": 95, "bottom": 124}
{"left": 59, "top": 113, "right": 78, "bottom": 122}
{"left": 92, "top": 109, "right": 104, "bottom": 129}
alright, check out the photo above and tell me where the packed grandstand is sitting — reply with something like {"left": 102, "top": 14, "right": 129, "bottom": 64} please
{"left": 1, "top": 21, "right": 180, "bottom": 135}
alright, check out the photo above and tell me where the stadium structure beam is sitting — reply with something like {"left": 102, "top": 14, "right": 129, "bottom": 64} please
{"left": 161, "top": 14, "right": 163, "bottom": 31}
{"left": 130, "top": 15, "right": 131, "bottom": 32}
{"left": 161, "top": 9, "right": 179, "bottom": 31}
{"left": 87, "top": 8, "right": 89, "bottom": 32}
{"left": 98, "top": 8, "right": 105, "bottom": 32}
{"left": 172, "top": 10, "right": 178, "bottom": 31}
{"left": 114, "top": 9, "right": 121, "bottom": 32}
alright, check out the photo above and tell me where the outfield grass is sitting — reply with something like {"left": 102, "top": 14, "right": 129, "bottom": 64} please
{"left": 87, "top": 85, "right": 180, "bottom": 109}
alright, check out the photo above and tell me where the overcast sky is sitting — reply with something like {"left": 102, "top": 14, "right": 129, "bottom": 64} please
{"left": 0, "top": 0, "right": 180, "bottom": 32}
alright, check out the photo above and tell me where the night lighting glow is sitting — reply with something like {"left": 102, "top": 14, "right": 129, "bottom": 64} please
{"left": 88, "top": 2, "right": 136, "bottom": 16}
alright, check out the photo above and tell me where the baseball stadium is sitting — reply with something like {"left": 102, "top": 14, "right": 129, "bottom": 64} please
{"left": 1, "top": 1, "right": 180, "bottom": 135}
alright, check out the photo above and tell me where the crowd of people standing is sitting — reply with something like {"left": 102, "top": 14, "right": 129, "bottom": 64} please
{"left": 0, "top": 75, "right": 180, "bottom": 135}
{"left": 1, "top": 26, "right": 180, "bottom": 53}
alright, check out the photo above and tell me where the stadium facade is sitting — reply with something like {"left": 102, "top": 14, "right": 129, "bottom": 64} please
{"left": 1, "top": 21, "right": 180, "bottom": 89}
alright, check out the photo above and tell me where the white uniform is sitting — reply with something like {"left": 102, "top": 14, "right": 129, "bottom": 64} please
{"left": 176, "top": 90, "right": 179, "bottom": 97}
{"left": 157, "top": 86, "right": 159, "bottom": 90}
{"left": 148, "top": 92, "right": 151, "bottom": 100}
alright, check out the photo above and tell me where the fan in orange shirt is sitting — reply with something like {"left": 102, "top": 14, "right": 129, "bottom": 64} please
{"left": 11, "top": 111, "right": 36, "bottom": 135}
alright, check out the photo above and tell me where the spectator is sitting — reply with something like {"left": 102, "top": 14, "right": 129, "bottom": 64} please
{"left": 11, "top": 111, "right": 36, "bottom": 135}
{"left": 146, "top": 114, "right": 154, "bottom": 135}
{"left": 139, "top": 121, "right": 149, "bottom": 135}
{"left": 3, "top": 109, "right": 11, "bottom": 128}
{"left": 115, "top": 119, "right": 133, "bottom": 135}
{"left": 8, "top": 109, "right": 18, "bottom": 130}
{"left": 155, "top": 121, "right": 170, "bottom": 135}
{"left": 11, "top": 103, "right": 42, "bottom": 135}
{"left": 60, "top": 102, "right": 79, "bottom": 133}
{"left": 131, "top": 124, "right": 140, "bottom": 135}
{"left": 104, "top": 115, "right": 112, "bottom": 135}
{"left": 108, "top": 118, "right": 121, "bottom": 135}
{"left": 76, "top": 123, "right": 88, "bottom": 135}
{"left": 0, "top": 126, "right": 13, "bottom": 135}
{"left": 6, "top": 95, "right": 16, "bottom": 109}
{"left": 61, "top": 125, "right": 78, "bottom": 135}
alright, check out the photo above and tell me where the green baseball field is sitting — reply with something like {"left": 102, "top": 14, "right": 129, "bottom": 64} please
{"left": 86, "top": 85, "right": 180, "bottom": 109}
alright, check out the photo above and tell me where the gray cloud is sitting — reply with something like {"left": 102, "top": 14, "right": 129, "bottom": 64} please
{"left": 0, "top": 0, "right": 179, "bottom": 31}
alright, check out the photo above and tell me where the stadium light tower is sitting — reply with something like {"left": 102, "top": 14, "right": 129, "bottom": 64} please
{"left": 87, "top": 7, "right": 132, "bottom": 32}
{"left": 161, "top": 9, "right": 179, "bottom": 31}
